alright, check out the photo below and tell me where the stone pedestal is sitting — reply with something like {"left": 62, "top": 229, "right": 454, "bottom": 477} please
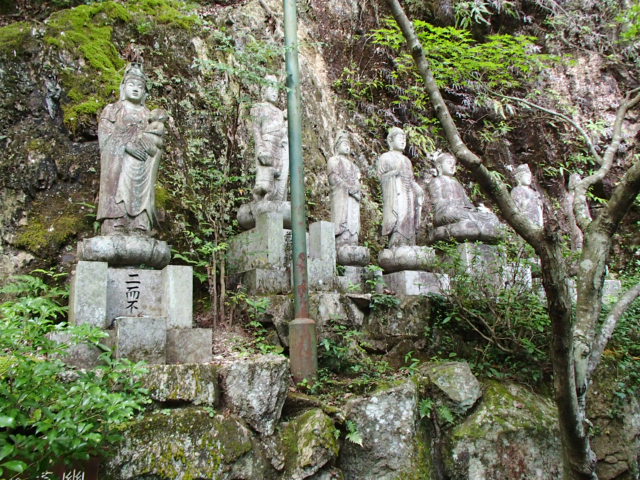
{"left": 383, "top": 271, "right": 449, "bottom": 296}
{"left": 68, "top": 261, "right": 212, "bottom": 366}
{"left": 378, "top": 246, "right": 437, "bottom": 273}
{"left": 228, "top": 212, "right": 338, "bottom": 294}
{"left": 77, "top": 235, "right": 171, "bottom": 269}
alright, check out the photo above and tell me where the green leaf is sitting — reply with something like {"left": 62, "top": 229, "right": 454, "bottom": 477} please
{"left": 0, "top": 416, "right": 15, "bottom": 428}
{"left": 2, "top": 460, "right": 27, "bottom": 473}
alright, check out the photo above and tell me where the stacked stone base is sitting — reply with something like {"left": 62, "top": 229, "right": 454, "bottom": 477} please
{"left": 66, "top": 260, "right": 212, "bottom": 366}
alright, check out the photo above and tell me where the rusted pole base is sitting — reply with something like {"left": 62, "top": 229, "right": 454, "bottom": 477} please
{"left": 289, "top": 317, "right": 318, "bottom": 384}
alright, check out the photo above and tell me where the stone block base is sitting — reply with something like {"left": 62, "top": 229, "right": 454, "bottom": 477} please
{"left": 166, "top": 328, "right": 213, "bottom": 364}
{"left": 383, "top": 271, "right": 449, "bottom": 296}
{"left": 115, "top": 317, "right": 166, "bottom": 364}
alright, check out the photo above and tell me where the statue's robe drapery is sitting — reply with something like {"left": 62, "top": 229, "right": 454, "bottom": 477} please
{"left": 429, "top": 174, "right": 500, "bottom": 227}
{"left": 377, "top": 151, "right": 423, "bottom": 246}
{"left": 97, "top": 101, "right": 160, "bottom": 231}
{"left": 328, "top": 154, "right": 361, "bottom": 246}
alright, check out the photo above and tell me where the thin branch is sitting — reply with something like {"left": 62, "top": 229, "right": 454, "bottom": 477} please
{"left": 587, "top": 283, "right": 640, "bottom": 381}
{"left": 491, "top": 92, "right": 602, "bottom": 165}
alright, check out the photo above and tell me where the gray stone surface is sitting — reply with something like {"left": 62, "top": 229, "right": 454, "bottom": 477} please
{"left": 378, "top": 245, "right": 437, "bottom": 273}
{"left": 228, "top": 211, "right": 288, "bottom": 272}
{"left": 419, "top": 362, "right": 482, "bottom": 414}
{"left": 77, "top": 235, "right": 171, "bottom": 269}
{"left": 103, "top": 408, "right": 275, "bottom": 479}
{"left": 115, "top": 316, "right": 166, "bottom": 364}
{"left": 427, "top": 153, "right": 503, "bottom": 244}
{"left": 339, "top": 381, "right": 419, "bottom": 479}
{"left": 140, "top": 364, "right": 219, "bottom": 406}
{"left": 107, "top": 268, "right": 164, "bottom": 324}
{"left": 241, "top": 268, "right": 291, "bottom": 295}
{"left": 602, "top": 279, "right": 622, "bottom": 304}
{"left": 383, "top": 270, "right": 449, "bottom": 296}
{"left": 377, "top": 127, "right": 424, "bottom": 248}
{"left": 446, "top": 382, "right": 562, "bottom": 480}
{"left": 162, "top": 265, "right": 193, "bottom": 328}
{"left": 309, "top": 221, "right": 337, "bottom": 291}
{"left": 166, "top": 328, "right": 212, "bottom": 364}
{"left": 221, "top": 354, "right": 290, "bottom": 435}
{"left": 69, "top": 260, "right": 108, "bottom": 328}
{"left": 336, "top": 245, "right": 369, "bottom": 267}
{"left": 337, "top": 265, "right": 367, "bottom": 293}
{"left": 47, "top": 331, "right": 102, "bottom": 368}
{"left": 237, "top": 199, "right": 292, "bottom": 231}
{"left": 329, "top": 131, "right": 362, "bottom": 249}
{"left": 281, "top": 409, "right": 340, "bottom": 480}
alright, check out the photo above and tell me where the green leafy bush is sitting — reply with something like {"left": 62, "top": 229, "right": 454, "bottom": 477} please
{"left": 0, "top": 272, "right": 149, "bottom": 478}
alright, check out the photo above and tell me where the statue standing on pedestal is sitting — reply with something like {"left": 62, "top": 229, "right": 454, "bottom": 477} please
{"left": 377, "top": 127, "right": 424, "bottom": 247}
{"left": 511, "top": 164, "right": 543, "bottom": 227}
{"left": 97, "top": 63, "right": 166, "bottom": 236}
{"left": 251, "top": 75, "right": 289, "bottom": 202}
{"left": 427, "top": 153, "right": 502, "bottom": 243}
{"left": 329, "top": 131, "right": 361, "bottom": 247}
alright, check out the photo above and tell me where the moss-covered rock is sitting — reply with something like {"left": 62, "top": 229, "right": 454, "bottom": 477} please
{"left": 445, "top": 381, "right": 561, "bottom": 480}
{"left": 140, "top": 363, "right": 220, "bottom": 406}
{"left": 102, "top": 408, "right": 275, "bottom": 480}
{"left": 280, "top": 408, "right": 340, "bottom": 480}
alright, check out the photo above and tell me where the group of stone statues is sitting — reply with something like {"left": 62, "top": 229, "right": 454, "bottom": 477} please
{"left": 93, "top": 66, "right": 545, "bottom": 274}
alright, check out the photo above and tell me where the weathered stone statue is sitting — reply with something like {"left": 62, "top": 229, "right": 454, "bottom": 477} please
{"left": 329, "top": 131, "right": 361, "bottom": 247}
{"left": 511, "top": 164, "right": 543, "bottom": 227}
{"left": 427, "top": 152, "right": 502, "bottom": 243}
{"left": 377, "top": 127, "right": 424, "bottom": 247}
{"left": 97, "top": 63, "right": 166, "bottom": 236}
{"left": 251, "top": 75, "right": 289, "bottom": 202}
{"left": 78, "top": 63, "right": 171, "bottom": 268}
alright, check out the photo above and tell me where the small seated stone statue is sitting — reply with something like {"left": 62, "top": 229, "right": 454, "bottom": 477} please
{"left": 511, "top": 164, "right": 543, "bottom": 227}
{"left": 427, "top": 152, "right": 502, "bottom": 243}
{"left": 77, "top": 62, "right": 171, "bottom": 268}
{"left": 377, "top": 127, "right": 425, "bottom": 247}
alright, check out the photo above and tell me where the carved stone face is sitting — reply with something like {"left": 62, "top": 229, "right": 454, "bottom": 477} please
{"left": 516, "top": 169, "right": 532, "bottom": 186}
{"left": 439, "top": 155, "right": 456, "bottom": 176}
{"left": 264, "top": 85, "right": 278, "bottom": 103}
{"left": 337, "top": 140, "right": 351, "bottom": 155}
{"left": 389, "top": 132, "right": 406, "bottom": 152}
{"left": 124, "top": 78, "right": 145, "bottom": 104}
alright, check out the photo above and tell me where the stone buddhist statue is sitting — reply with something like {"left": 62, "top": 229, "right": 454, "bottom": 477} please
{"left": 377, "top": 127, "right": 424, "bottom": 247}
{"left": 97, "top": 63, "right": 166, "bottom": 236}
{"left": 329, "top": 131, "right": 361, "bottom": 247}
{"left": 427, "top": 152, "right": 502, "bottom": 243}
{"left": 251, "top": 75, "right": 289, "bottom": 202}
{"left": 511, "top": 164, "right": 543, "bottom": 227}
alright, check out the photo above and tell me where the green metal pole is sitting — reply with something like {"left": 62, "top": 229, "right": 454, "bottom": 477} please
{"left": 284, "top": 0, "right": 317, "bottom": 383}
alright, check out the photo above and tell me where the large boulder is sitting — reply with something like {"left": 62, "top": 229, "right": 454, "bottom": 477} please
{"left": 220, "top": 354, "right": 289, "bottom": 435}
{"left": 445, "top": 381, "right": 562, "bottom": 480}
{"left": 140, "top": 364, "right": 220, "bottom": 406}
{"left": 416, "top": 361, "right": 482, "bottom": 415}
{"left": 280, "top": 408, "right": 340, "bottom": 480}
{"left": 338, "top": 381, "right": 422, "bottom": 479}
{"left": 102, "top": 408, "right": 275, "bottom": 479}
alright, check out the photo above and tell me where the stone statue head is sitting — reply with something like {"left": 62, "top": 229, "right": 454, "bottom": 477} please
{"left": 120, "top": 63, "right": 147, "bottom": 104}
{"left": 515, "top": 164, "right": 532, "bottom": 187}
{"left": 435, "top": 152, "right": 456, "bottom": 177}
{"left": 387, "top": 127, "right": 406, "bottom": 152}
{"left": 262, "top": 75, "right": 279, "bottom": 104}
{"left": 334, "top": 130, "right": 351, "bottom": 155}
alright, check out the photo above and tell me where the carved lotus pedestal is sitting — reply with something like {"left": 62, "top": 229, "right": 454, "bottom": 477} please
{"left": 335, "top": 245, "right": 372, "bottom": 293}
{"left": 378, "top": 246, "right": 449, "bottom": 296}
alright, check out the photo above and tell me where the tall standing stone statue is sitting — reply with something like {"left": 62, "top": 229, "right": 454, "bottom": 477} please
{"left": 97, "top": 63, "right": 166, "bottom": 236}
{"left": 237, "top": 75, "right": 291, "bottom": 230}
{"left": 511, "top": 164, "right": 543, "bottom": 227}
{"left": 427, "top": 152, "right": 502, "bottom": 243}
{"left": 377, "top": 127, "right": 424, "bottom": 247}
{"left": 78, "top": 62, "right": 171, "bottom": 268}
{"left": 329, "top": 131, "right": 361, "bottom": 247}
{"left": 251, "top": 75, "right": 289, "bottom": 203}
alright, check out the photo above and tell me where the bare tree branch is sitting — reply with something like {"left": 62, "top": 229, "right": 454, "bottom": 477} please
{"left": 587, "top": 283, "right": 640, "bottom": 380}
